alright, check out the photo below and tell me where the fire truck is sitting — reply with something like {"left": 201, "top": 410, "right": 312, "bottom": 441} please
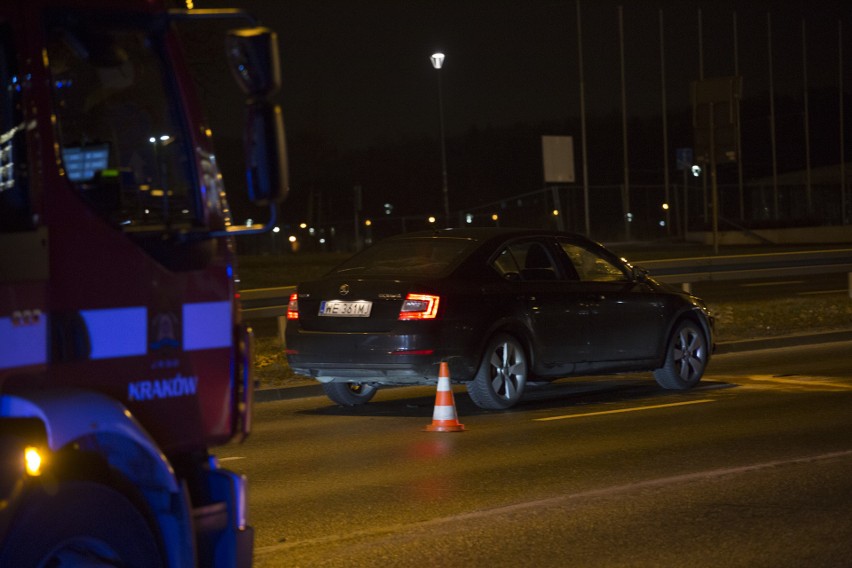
{"left": 0, "top": 0, "right": 287, "bottom": 566}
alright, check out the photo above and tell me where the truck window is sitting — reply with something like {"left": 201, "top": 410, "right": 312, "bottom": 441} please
{"left": 46, "top": 13, "right": 198, "bottom": 230}
{"left": 0, "top": 22, "right": 32, "bottom": 233}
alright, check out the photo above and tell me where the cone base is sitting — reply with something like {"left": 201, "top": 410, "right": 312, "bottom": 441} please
{"left": 424, "top": 421, "right": 465, "bottom": 432}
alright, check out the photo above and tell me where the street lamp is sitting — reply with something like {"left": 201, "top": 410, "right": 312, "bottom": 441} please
{"left": 430, "top": 52, "right": 450, "bottom": 227}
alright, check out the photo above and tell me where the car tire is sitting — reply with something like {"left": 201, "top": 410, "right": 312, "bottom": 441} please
{"left": 466, "top": 333, "right": 528, "bottom": 410}
{"left": 653, "top": 319, "right": 708, "bottom": 390}
{"left": 322, "top": 382, "right": 379, "bottom": 406}
{"left": 0, "top": 480, "right": 163, "bottom": 568}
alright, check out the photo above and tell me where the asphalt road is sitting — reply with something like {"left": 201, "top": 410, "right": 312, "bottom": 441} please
{"left": 217, "top": 340, "right": 852, "bottom": 567}
{"left": 690, "top": 272, "right": 849, "bottom": 302}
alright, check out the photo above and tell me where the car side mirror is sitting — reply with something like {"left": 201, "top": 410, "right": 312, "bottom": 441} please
{"left": 632, "top": 265, "right": 650, "bottom": 282}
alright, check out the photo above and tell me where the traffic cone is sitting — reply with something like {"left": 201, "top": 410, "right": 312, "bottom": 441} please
{"left": 425, "top": 362, "right": 465, "bottom": 432}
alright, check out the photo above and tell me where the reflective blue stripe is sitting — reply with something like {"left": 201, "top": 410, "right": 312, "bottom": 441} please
{"left": 183, "top": 301, "right": 232, "bottom": 351}
{"left": 80, "top": 307, "right": 147, "bottom": 359}
{"left": 0, "top": 316, "right": 47, "bottom": 369}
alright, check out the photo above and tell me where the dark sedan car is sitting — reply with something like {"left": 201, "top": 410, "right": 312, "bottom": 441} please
{"left": 285, "top": 228, "right": 714, "bottom": 410}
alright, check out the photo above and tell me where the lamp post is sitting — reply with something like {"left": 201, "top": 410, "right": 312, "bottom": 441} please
{"left": 430, "top": 52, "right": 450, "bottom": 227}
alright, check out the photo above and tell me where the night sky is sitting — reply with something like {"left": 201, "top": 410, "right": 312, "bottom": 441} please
{"left": 196, "top": 0, "right": 850, "bottom": 238}
{"left": 203, "top": 0, "right": 847, "bottom": 145}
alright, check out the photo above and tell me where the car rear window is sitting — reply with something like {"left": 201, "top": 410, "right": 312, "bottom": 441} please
{"left": 331, "top": 238, "right": 474, "bottom": 276}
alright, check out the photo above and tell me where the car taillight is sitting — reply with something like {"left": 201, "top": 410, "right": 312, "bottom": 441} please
{"left": 398, "top": 294, "right": 440, "bottom": 320}
{"left": 287, "top": 293, "right": 299, "bottom": 320}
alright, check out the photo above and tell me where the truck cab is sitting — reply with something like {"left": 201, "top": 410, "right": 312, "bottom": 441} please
{"left": 0, "top": 1, "right": 286, "bottom": 566}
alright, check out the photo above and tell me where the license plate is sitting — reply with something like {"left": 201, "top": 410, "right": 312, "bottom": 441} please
{"left": 319, "top": 300, "right": 373, "bottom": 317}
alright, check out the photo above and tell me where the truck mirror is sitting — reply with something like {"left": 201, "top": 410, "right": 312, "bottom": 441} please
{"left": 225, "top": 27, "right": 280, "bottom": 98}
{"left": 245, "top": 101, "right": 288, "bottom": 204}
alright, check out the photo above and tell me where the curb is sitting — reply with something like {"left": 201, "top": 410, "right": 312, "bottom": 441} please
{"left": 255, "top": 330, "right": 852, "bottom": 403}
{"left": 255, "top": 383, "right": 324, "bottom": 403}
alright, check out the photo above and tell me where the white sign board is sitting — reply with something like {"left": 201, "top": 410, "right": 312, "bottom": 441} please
{"left": 542, "top": 136, "right": 575, "bottom": 183}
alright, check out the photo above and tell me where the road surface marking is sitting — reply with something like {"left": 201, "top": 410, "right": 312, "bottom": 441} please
{"left": 743, "top": 375, "right": 852, "bottom": 391}
{"left": 218, "top": 456, "right": 246, "bottom": 462}
{"left": 740, "top": 280, "right": 804, "bottom": 287}
{"left": 534, "top": 398, "right": 714, "bottom": 422}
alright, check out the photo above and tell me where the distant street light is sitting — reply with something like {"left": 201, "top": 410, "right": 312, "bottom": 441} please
{"left": 430, "top": 52, "right": 450, "bottom": 227}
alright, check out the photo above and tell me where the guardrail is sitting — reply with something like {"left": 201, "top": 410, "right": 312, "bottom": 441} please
{"left": 240, "top": 286, "right": 296, "bottom": 320}
{"left": 239, "top": 249, "right": 852, "bottom": 321}
{"left": 639, "top": 249, "right": 852, "bottom": 297}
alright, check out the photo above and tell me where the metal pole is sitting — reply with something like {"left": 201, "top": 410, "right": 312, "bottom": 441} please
{"left": 698, "top": 8, "right": 707, "bottom": 223}
{"left": 683, "top": 168, "right": 690, "bottom": 238}
{"left": 768, "top": 12, "right": 779, "bottom": 220}
{"left": 619, "top": 5, "right": 631, "bottom": 241}
{"left": 733, "top": 11, "right": 745, "bottom": 220}
{"left": 436, "top": 69, "right": 450, "bottom": 228}
{"left": 659, "top": 9, "right": 670, "bottom": 236}
{"left": 551, "top": 187, "right": 565, "bottom": 231}
{"left": 803, "top": 19, "right": 812, "bottom": 217}
{"left": 710, "top": 102, "right": 719, "bottom": 255}
{"left": 840, "top": 21, "right": 847, "bottom": 225}
{"left": 353, "top": 185, "right": 362, "bottom": 251}
{"left": 576, "top": 0, "right": 591, "bottom": 237}
{"left": 430, "top": 53, "right": 450, "bottom": 228}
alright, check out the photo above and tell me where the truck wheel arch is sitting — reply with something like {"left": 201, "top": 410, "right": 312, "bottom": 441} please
{"left": 1, "top": 389, "right": 193, "bottom": 568}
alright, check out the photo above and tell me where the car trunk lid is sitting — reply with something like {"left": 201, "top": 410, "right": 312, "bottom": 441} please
{"left": 295, "top": 278, "right": 428, "bottom": 332}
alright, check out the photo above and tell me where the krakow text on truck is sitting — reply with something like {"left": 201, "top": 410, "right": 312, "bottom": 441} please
{"left": 0, "top": 1, "right": 287, "bottom": 567}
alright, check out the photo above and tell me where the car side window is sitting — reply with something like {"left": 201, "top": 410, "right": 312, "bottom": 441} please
{"left": 560, "top": 242, "right": 628, "bottom": 282}
{"left": 492, "top": 242, "right": 559, "bottom": 281}
{"left": 492, "top": 247, "right": 521, "bottom": 280}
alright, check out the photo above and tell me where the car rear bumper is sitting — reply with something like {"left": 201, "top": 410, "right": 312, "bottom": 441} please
{"left": 285, "top": 329, "right": 476, "bottom": 384}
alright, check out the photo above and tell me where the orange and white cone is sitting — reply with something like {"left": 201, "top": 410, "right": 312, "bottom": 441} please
{"left": 424, "top": 362, "right": 465, "bottom": 432}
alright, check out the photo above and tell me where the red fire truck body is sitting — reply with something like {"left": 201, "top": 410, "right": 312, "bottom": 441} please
{"left": 0, "top": 0, "right": 286, "bottom": 565}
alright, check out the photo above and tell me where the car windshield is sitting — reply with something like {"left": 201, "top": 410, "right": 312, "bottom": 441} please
{"left": 332, "top": 238, "right": 474, "bottom": 276}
